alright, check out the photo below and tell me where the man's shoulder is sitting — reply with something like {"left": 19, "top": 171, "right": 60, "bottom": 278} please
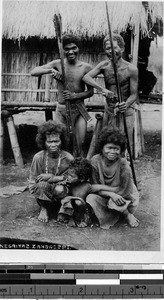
{"left": 97, "top": 60, "right": 110, "bottom": 69}
{"left": 78, "top": 61, "right": 92, "bottom": 70}
{"left": 123, "top": 60, "right": 138, "bottom": 74}
{"left": 50, "top": 59, "right": 61, "bottom": 68}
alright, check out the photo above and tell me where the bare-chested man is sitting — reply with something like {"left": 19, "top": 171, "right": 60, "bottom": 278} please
{"left": 83, "top": 33, "right": 138, "bottom": 154}
{"left": 31, "top": 34, "right": 93, "bottom": 156}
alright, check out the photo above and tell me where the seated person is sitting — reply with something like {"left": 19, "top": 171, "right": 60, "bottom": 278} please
{"left": 29, "top": 120, "right": 74, "bottom": 223}
{"left": 29, "top": 120, "right": 92, "bottom": 226}
{"left": 86, "top": 128, "right": 140, "bottom": 229}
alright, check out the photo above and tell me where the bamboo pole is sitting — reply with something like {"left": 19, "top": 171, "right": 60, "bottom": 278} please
{"left": 0, "top": 118, "right": 4, "bottom": 164}
{"left": 45, "top": 74, "right": 53, "bottom": 120}
{"left": 131, "top": 21, "right": 145, "bottom": 158}
{"left": 132, "top": 21, "right": 140, "bottom": 67}
{"left": 45, "top": 75, "right": 51, "bottom": 102}
{"left": 6, "top": 114, "right": 24, "bottom": 168}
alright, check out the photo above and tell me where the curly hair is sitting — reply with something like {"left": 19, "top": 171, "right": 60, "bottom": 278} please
{"left": 36, "top": 120, "right": 67, "bottom": 150}
{"left": 103, "top": 33, "right": 125, "bottom": 50}
{"left": 96, "top": 127, "right": 127, "bottom": 154}
{"left": 69, "top": 157, "right": 92, "bottom": 182}
{"left": 63, "top": 34, "right": 81, "bottom": 49}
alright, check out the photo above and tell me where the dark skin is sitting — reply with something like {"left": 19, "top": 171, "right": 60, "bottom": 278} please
{"left": 36, "top": 133, "right": 65, "bottom": 184}
{"left": 31, "top": 43, "right": 93, "bottom": 103}
{"left": 31, "top": 43, "right": 93, "bottom": 153}
{"left": 91, "top": 142, "right": 139, "bottom": 227}
{"left": 83, "top": 39, "right": 138, "bottom": 113}
{"left": 36, "top": 133, "right": 67, "bottom": 223}
{"left": 93, "top": 143, "right": 125, "bottom": 206}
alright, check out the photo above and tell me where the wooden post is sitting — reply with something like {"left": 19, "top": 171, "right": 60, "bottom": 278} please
{"left": 87, "top": 113, "right": 103, "bottom": 160}
{"left": 6, "top": 114, "right": 24, "bottom": 168}
{"left": 0, "top": 118, "right": 4, "bottom": 164}
{"left": 131, "top": 22, "right": 145, "bottom": 159}
{"left": 45, "top": 74, "right": 53, "bottom": 121}
{"left": 132, "top": 21, "right": 140, "bottom": 67}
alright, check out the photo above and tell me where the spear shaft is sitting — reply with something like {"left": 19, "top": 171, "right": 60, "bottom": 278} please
{"left": 53, "top": 14, "right": 80, "bottom": 156}
{"left": 105, "top": 2, "right": 137, "bottom": 188}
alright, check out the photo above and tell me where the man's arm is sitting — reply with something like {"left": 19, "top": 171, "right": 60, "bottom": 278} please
{"left": 126, "top": 65, "right": 138, "bottom": 108}
{"left": 31, "top": 60, "right": 62, "bottom": 81}
{"left": 67, "top": 84, "right": 93, "bottom": 101}
{"left": 82, "top": 61, "right": 113, "bottom": 98}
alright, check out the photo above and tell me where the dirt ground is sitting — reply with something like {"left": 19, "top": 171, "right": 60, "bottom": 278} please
{"left": 0, "top": 104, "right": 162, "bottom": 250}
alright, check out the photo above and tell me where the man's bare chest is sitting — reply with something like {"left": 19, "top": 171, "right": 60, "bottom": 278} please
{"left": 65, "top": 65, "right": 85, "bottom": 82}
{"left": 103, "top": 66, "right": 130, "bottom": 86}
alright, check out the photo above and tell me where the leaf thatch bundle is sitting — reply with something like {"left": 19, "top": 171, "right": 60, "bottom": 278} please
{"left": 2, "top": 1, "right": 163, "bottom": 40}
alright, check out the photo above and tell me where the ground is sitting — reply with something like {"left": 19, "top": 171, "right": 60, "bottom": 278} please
{"left": 0, "top": 104, "right": 162, "bottom": 250}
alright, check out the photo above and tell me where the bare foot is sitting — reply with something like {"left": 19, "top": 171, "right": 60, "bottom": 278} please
{"left": 77, "top": 221, "right": 87, "bottom": 228}
{"left": 57, "top": 213, "right": 69, "bottom": 224}
{"left": 67, "top": 218, "right": 76, "bottom": 227}
{"left": 126, "top": 213, "right": 139, "bottom": 227}
{"left": 38, "top": 207, "right": 48, "bottom": 223}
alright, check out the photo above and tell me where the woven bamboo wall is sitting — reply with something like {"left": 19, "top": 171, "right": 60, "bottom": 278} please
{"left": 2, "top": 39, "right": 107, "bottom": 104}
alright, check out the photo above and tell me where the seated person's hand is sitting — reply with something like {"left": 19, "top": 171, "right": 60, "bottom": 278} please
{"left": 48, "top": 175, "right": 64, "bottom": 183}
{"left": 110, "top": 193, "right": 126, "bottom": 206}
{"left": 51, "top": 69, "right": 63, "bottom": 82}
{"left": 36, "top": 173, "right": 52, "bottom": 182}
{"left": 118, "top": 101, "right": 127, "bottom": 113}
{"left": 102, "top": 88, "right": 114, "bottom": 99}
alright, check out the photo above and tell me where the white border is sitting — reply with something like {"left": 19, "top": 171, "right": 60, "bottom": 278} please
{"left": 0, "top": 0, "right": 164, "bottom": 265}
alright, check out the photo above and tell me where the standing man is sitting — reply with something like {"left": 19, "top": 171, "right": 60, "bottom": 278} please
{"left": 31, "top": 34, "right": 93, "bottom": 156}
{"left": 83, "top": 33, "right": 138, "bottom": 155}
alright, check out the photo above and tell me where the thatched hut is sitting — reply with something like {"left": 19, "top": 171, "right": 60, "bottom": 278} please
{"left": 2, "top": 1, "right": 163, "bottom": 104}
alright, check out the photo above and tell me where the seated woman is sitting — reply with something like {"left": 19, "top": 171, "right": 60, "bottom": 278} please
{"left": 29, "top": 120, "right": 74, "bottom": 223}
{"left": 29, "top": 120, "right": 92, "bottom": 226}
{"left": 86, "top": 127, "right": 139, "bottom": 229}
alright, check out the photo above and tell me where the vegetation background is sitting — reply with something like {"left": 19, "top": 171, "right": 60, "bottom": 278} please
{"left": 148, "top": 36, "right": 163, "bottom": 93}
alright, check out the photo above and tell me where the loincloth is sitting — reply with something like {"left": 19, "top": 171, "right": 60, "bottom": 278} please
{"left": 56, "top": 102, "right": 91, "bottom": 125}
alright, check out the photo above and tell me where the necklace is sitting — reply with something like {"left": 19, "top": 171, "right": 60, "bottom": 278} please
{"left": 45, "top": 151, "right": 61, "bottom": 175}
{"left": 100, "top": 156, "right": 118, "bottom": 179}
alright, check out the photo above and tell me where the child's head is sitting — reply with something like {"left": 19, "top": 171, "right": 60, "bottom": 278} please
{"left": 67, "top": 157, "right": 92, "bottom": 183}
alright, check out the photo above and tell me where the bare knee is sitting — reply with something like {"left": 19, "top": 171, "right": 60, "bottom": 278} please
{"left": 53, "top": 185, "right": 68, "bottom": 199}
{"left": 86, "top": 193, "right": 96, "bottom": 203}
{"left": 75, "top": 199, "right": 83, "bottom": 207}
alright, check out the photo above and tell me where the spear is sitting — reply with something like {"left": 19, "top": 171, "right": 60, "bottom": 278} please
{"left": 53, "top": 14, "right": 66, "bottom": 88}
{"left": 105, "top": 2, "right": 137, "bottom": 188}
{"left": 53, "top": 14, "right": 80, "bottom": 156}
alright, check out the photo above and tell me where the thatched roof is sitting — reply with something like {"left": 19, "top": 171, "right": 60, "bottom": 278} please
{"left": 2, "top": 1, "right": 163, "bottom": 40}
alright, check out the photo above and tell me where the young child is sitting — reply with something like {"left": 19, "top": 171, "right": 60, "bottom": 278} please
{"left": 55, "top": 157, "right": 92, "bottom": 227}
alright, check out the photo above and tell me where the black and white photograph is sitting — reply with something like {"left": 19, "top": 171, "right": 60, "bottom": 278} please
{"left": 0, "top": 0, "right": 163, "bottom": 261}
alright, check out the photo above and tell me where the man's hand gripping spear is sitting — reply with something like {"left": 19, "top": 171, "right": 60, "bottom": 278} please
{"left": 105, "top": 2, "right": 138, "bottom": 188}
